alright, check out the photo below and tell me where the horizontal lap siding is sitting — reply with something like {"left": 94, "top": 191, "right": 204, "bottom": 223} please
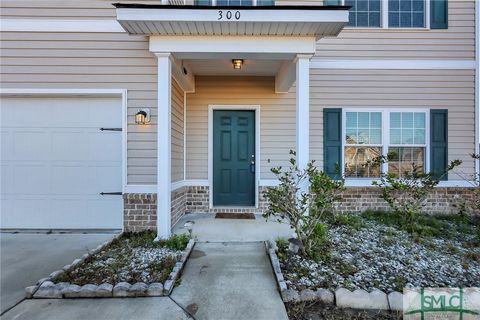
{"left": 0, "top": 0, "right": 160, "bottom": 19}
{"left": 172, "top": 80, "right": 185, "bottom": 183}
{"left": 315, "top": 0, "right": 475, "bottom": 60}
{"left": 310, "top": 69, "right": 476, "bottom": 179}
{"left": 0, "top": 31, "right": 159, "bottom": 185}
{"left": 186, "top": 76, "right": 296, "bottom": 180}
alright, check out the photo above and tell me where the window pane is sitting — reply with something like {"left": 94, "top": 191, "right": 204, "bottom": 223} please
{"left": 345, "top": 147, "right": 382, "bottom": 178}
{"left": 347, "top": 0, "right": 381, "bottom": 27}
{"left": 345, "top": 112, "right": 382, "bottom": 145}
{"left": 388, "top": 0, "right": 425, "bottom": 28}
{"left": 388, "top": 147, "right": 425, "bottom": 176}
{"left": 389, "top": 112, "right": 426, "bottom": 145}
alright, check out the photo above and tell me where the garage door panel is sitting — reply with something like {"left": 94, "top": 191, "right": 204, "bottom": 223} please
{"left": 13, "top": 164, "right": 50, "bottom": 195}
{"left": 89, "top": 133, "right": 122, "bottom": 162}
{"left": 88, "top": 165, "right": 122, "bottom": 193}
{"left": 13, "top": 131, "right": 50, "bottom": 160}
{"left": 1, "top": 97, "right": 123, "bottom": 230}
{"left": 52, "top": 131, "right": 89, "bottom": 161}
{"left": 51, "top": 165, "right": 89, "bottom": 195}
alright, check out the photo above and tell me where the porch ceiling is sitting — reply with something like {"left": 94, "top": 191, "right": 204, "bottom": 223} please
{"left": 185, "top": 59, "right": 282, "bottom": 76}
{"left": 114, "top": 4, "right": 350, "bottom": 40}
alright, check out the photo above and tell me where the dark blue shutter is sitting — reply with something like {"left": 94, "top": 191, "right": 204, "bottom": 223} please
{"left": 324, "top": 109, "right": 342, "bottom": 178}
{"left": 431, "top": 0, "right": 448, "bottom": 29}
{"left": 430, "top": 109, "right": 448, "bottom": 180}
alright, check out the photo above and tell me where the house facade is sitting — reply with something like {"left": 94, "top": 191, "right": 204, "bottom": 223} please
{"left": 1, "top": 0, "right": 478, "bottom": 238}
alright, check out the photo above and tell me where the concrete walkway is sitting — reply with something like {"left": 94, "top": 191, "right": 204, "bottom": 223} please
{"left": 1, "top": 297, "right": 191, "bottom": 320}
{"left": 173, "top": 213, "right": 293, "bottom": 242}
{"left": 0, "top": 232, "right": 115, "bottom": 315}
{"left": 172, "top": 242, "right": 289, "bottom": 320}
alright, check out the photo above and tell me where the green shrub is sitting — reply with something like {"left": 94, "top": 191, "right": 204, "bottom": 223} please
{"left": 371, "top": 154, "right": 461, "bottom": 232}
{"left": 263, "top": 150, "right": 344, "bottom": 258}
{"left": 158, "top": 233, "right": 190, "bottom": 251}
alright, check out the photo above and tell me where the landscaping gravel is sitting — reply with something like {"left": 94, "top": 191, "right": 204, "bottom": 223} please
{"left": 281, "top": 219, "right": 480, "bottom": 293}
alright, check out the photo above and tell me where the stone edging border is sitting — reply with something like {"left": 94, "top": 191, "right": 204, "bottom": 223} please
{"left": 265, "top": 240, "right": 403, "bottom": 312}
{"left": 25, "top": 235, "right": 195, "bottom": 299}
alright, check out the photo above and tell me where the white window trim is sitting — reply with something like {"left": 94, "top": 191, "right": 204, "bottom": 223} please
{"left": 341, "top": 0, "right": 431, "bottom": 30}
{"left": 342, "top": 108, "right": 430, "bottom": 183}
{"left": 207, "top": 105, "right": 261, "bottom": 209}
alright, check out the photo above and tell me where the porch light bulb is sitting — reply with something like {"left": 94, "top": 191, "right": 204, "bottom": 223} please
{"left": 232, "top": 59, "right": 243, "bottom": 70}
{"left": 135, "top": 110, "right": 148, "bottom": 124}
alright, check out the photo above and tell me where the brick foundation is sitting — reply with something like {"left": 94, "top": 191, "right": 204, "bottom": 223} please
{"left": 123, "top": 193, "right": 157, "bottom": 232}
{"left": 124, "top": 186, "right": 477, "bottom": 231}
{"left": 335, "top": 187, "right": 478, "bottom": 214}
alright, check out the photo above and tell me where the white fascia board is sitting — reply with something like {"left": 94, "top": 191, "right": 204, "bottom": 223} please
{"left": 150, "top": 35, "right": 316, "bottom": 55}
{"left": 1, "top": 19, "right": 125, "bottom": 33}
{"left": 311, "top": 59, "right": 476, "bottom": 70}
{"left": 117, "top": 8, "right": 349, "bottom": 23}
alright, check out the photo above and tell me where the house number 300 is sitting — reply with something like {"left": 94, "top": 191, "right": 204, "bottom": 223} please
{"left": 218, "top": 10, "right": 241, "bottom": 20}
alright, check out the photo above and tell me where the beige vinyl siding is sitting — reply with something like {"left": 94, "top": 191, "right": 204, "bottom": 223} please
{"left": 186, "top": 76, "right": 296, "bottom": 180}
{"left": 315, "top": 0, "right": 475, "bottom": 60}
{"left": 172, "top": 80, "right": 185, "bottom": 183}
{"left": 0, "top": 0, "right": 160, "bottom": 20}
{"left": 0, "top": 30, "right": 160, "bottom": 185}
{"left": 310, "top": 69, "right": 476, "bottom": 179}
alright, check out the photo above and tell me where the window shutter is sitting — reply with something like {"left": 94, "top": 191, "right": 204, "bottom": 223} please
{"left": 430, "top": 0, "right": 448, "bottom": 29}
{"left": 324, "top": 108, "right": 342, "bottom": 178}
{"left": 324, "top": 0, "right": 341, "bottom": 5}
{"left": 430, "top": 109, "right": 448, "bottom": 180}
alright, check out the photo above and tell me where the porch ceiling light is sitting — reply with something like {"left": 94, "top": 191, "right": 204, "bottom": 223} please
{"left": 135, "top": 108, "right": 150, "bottom": 125}
{"left": 232, "top": 59, "right": 244, "bottom": 70}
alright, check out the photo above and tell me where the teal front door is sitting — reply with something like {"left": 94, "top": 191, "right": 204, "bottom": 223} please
{"left": 213, "top": 110, "right": 255, "bottom": 206}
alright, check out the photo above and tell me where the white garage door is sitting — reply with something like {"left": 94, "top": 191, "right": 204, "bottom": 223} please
{"left": 1, "top": 96, "right": 123, "bottom": 229}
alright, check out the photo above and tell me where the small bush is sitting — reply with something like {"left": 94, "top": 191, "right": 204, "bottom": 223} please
{"left": 158, "top": 233, "right": 190, "bottom": 251}
{"left": 263, "top": 150, "right": 344, "bottom": 258}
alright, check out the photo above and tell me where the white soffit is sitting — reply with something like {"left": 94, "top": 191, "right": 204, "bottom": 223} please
{"left": 114, "top": 4, "right": 349, "bottom": 39}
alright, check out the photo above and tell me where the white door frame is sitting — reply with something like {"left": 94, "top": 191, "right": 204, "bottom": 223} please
{"left": 0, "top": 88, "right": 128, "bottom": 195}
{"left": 208, "top": 105, "right": 260, "bottom": 209}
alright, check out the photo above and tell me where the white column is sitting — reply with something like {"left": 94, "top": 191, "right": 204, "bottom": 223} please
{"left": 296, "top": 54, "right": 311, "bottom": 177}
{"left": 156, "top": 53, "right": 172, "bottom": 240}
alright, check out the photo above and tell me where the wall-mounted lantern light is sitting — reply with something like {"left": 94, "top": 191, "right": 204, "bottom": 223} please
{"left": 232, "top": 59, "right": 244, "bottom": 70}
{"left": 135, "top": 108, "right": 150, "bottom": 124}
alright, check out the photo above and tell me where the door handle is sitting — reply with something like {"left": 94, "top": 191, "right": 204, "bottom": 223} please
{"left": 250, "top": 161, "right": 255, "bottom": 174}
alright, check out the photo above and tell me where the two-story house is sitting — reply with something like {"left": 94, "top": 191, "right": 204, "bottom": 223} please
{"left": 1, "top": 0, "right": 478, "bottom": 238}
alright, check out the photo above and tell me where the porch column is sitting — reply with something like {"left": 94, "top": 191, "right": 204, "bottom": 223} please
{"left": 156, "top": 53, "right": 172, "bottom": 239}
{"left": 296, "top": 54, "right": 311, "bottom": 180}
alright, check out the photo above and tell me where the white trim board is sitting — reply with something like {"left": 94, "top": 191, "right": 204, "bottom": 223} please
{"left": 258, "top": 179, "right": 476, "bottom": 188}
{"left": 1, "top": 19, "right": 125, "bottom": 33}
{"left": 208, "top": 105, "right": 261, "bottom": 209}
{"left": 0, "top": 88, "right": 128, "bottom": 196}
{"left": 310, "top": 60, "right": 476, "bottom": 70}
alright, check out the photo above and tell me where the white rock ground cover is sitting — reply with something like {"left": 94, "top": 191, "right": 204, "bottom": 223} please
{"left": 278, "top": 213, "right": 480, "bottom": 294}
{"left": 54, "top": 232, "right": 189, "bottom": 285}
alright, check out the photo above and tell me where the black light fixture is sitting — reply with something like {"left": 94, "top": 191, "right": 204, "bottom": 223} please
{"left": 135, "top": 109, "right": 150, "bottom": 124}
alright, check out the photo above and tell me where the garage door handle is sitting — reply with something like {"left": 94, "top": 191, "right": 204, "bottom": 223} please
{"left": 100, "top": 128, "right": 122, "bottom": 131}
{"left": 100, "top": 192, "right": 123, "bottom": 196}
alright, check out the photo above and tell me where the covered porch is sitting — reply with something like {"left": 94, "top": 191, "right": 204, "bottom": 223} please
{"left": 115, "top": 3, "right": 350, "bottom": 238}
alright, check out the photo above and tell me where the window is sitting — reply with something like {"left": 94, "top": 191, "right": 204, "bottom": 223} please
{"left": 345, "top": 0, "right": 381, "bottom": 28}
{"left": 336, "top": 0, "right": 429, "bottom": 28}
{"left": 388, "top": 0, "right": 425, "bottom": 28}
{"left": 344, "top": 112, "right": 383, "bottom": 177}
{"left": 343, "top": 110, "right": 428, "bottom": 179}
{"left": 388, "top": 112, "right": 426, "bottom": 176}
